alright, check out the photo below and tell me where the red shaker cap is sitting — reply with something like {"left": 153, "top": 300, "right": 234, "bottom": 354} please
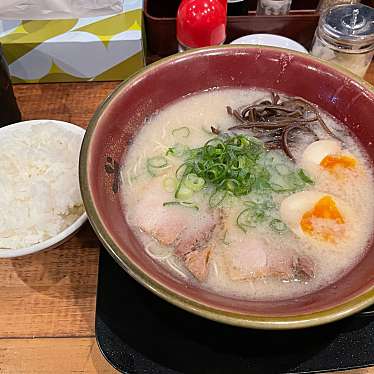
{"left": 177, "top": 0, "right": 227, "bottom": 49}
{"left": 217, "top": 0, "right": 227, "bottom": 7}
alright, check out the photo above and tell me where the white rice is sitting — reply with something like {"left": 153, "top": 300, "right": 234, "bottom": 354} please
{"left": 0, "top": 123, "right": 84, "bottom": 249}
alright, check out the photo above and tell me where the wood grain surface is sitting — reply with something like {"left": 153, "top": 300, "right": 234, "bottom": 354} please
{"left": 0, "top": 63, "right": 372, "bottom": 373}
{"left": 0, "top": 337, "right": 369, "bottom": 374}
{"left": 13, "top": 82, "right": 118, "bottom": 128}
{"left": 0, "top": 338, "right": 117, "bottom": 374}
{"left": 0, "top": 80, "right": 119, "bottom": 339}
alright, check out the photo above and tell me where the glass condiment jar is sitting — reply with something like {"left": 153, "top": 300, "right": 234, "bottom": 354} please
{"left": 318, "top": 0, "right": 361, "bottom": 14}
{"left": 0, "top": 44, "right": 21, "bottom": 127}
{"left": 176, "top": 0, "right": 227, "bottom": 51}
{"left": 256, "top": 0, "right": 292, "bottom": 15}
{"left": 310, "top": 4, "right": 374, "bottom": 77}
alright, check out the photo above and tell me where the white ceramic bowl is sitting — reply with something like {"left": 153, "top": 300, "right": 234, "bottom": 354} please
{"left": 230, "top": 34, "right": 308, "bottom": 54}
{"left": 0, "top": 119, "right": 87, "bottom": 258}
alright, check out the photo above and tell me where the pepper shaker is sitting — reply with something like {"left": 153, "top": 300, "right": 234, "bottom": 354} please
{"left": 310, "top": 4, "right": 374, "bottom": 77}
{"left": 0, "top": 44, "right": 21, "bottom": 127}
{"left": 318, "top": 0, "right": 361, "bottom": 14}
{"left": 256, "top": 0, "right": 292, "bottom": 15}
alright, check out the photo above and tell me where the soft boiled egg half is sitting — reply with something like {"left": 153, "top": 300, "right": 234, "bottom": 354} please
{"left": 301, "top": 140, "right": 358, "bottom": 177}
{"left": 280, "top": 191, "right": 354, "bottom": 247}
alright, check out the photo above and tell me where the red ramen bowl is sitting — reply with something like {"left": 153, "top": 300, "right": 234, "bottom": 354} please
{"left": 79, "top": 46, "right": 374, "bottom": 329}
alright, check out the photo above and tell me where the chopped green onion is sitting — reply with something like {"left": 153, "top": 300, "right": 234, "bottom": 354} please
{"left": 147, "top": 156, "right": 167, "bottom": 168}
{"left": 222, "top": 179, "right": 239, "bottom": 193}
{"left": 270, "top": 183, "right": 291, "bottom": 193}
{"left": 236, "top": 201, "right": 270, "bottom": 232}
{"left": 175, "top": 184, "right": 193, "bottom": 199}
{"left": 171, "top": 135, "right": 309, "bottom": 210}
{"left": 275, "top": 163, "right": 291, "bottom": 176}
{"left": 166, "top": 143, "right": 189, "bottom": 157}
{"left": 222, "top": 230, "right": 230, "bottom": 245}
{"left": 236, "top": 208, "right": 256, "bottom": 232}
{"left": 209, "top": 190, "right": 227, "bottom": 207}
{"left": 262, "top": 199, "right": 276, "bottom": 210}
{"left": 287, "top": 173, "right": 305, "bottom": 188}
{"left": 253, "top": 210, "right": 266, "bottom": 222}
{"left": 244, "top": 199, "right": 275, "bottom": 211}
{"left": 147, "top": 156, "right": 168, "bottom": 176}
{"left": 269, "top": 219, "right": 287, "bottom": 233}
{"left": 206, "top": 163, "right": 227, "bottom": 182}
{"left": 297, "top": 169, "right": 314, "bottom": 185}
{"left": 159, "top": 133, "right": 316, "bottom": 233}
{"left": 174, "top": 174, "right": 184, "bottom": 198}
{"left": 163, "top": 201, "right": 199, "bottom": 210}
{"left": 175, "top": 162, "right": 190, "bottom": 179}
{"left": 244, "top": 200, "right": 256, "bottom": 208}
{"left": 260, "top": 153, "right": 276, "bottom": 166}
{"left": 184, "top": 173, "right": 205, "bottom": 191}
{"left": 163, "top": 177, "right": 176, "bottom": 192}
{"left": 172, "top": 127, "right": 190, "bottom": 138}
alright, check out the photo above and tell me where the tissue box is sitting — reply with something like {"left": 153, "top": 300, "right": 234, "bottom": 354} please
{"left": 0, "top": 0, "right": 145, "bottom": 83}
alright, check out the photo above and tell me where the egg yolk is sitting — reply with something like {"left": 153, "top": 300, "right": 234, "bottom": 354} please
{"left": 300, "top": 196, "right": 345, "bottom": 243}
{"left": 320, "top": 155, "right": 356, "bottom": 172}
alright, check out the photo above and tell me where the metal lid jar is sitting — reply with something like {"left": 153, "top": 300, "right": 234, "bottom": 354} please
{"left": 310, "top": 3, "right": 374, "bottom": 77}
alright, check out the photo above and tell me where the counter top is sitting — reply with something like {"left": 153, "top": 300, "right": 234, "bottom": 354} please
{"left": 0, "top": 63, "right": 373, "bottom": 373}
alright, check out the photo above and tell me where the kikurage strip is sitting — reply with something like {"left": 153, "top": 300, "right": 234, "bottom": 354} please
{"left": 226, "top": 92, "right": 340, "bottom": 160}
{"left": 284, "top": 97, "right": 341, "bottom": 141}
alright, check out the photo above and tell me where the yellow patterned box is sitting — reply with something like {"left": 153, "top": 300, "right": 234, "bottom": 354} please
{"left": 0, "top": 0, "right": 144, "bottom": 83}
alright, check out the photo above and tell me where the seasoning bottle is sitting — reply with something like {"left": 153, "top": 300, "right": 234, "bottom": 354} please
{"left": 310, "top": 4, "right": 374, "bottom": 77}
{"left": 227, "top": 0, "right": 249, "bottom": 16}
{"left": 0, "top": 44, "right": 21, "bottom": 127}
{"left": 176, "top": 0, "right": 227, "bottom": 51}
{"left": 256, "top": 0, "right": 292, "bottom": 15}
{"left": 318, "top": 0, "right": 361, "bottom": 14}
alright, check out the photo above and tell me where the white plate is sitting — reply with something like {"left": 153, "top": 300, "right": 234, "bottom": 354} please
{"left": 230, "top": 34, "right": 309, "bottom": 54}
{"left": 0, "top": 119, "right": 87, "bottom": 258}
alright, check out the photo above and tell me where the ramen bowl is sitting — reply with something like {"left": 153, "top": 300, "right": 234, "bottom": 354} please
{"left": 79, "top": 46, "right": 374, "bottom": 329}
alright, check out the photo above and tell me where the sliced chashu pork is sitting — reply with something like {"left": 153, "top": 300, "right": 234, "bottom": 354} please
{"left": 132, "top": 177, "right": 220, "bottom": 281}
{"left": 224, "top": 237, "right": 314, "bottom": 281}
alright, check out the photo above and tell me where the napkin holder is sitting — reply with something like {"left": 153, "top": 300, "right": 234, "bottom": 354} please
{"left": 0, "top": 0, "right": 145, "bottom": 83}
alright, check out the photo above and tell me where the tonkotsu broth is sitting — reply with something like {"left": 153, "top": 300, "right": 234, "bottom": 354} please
{"left": 121, "top": 88, "right": 374, "bottom": 301}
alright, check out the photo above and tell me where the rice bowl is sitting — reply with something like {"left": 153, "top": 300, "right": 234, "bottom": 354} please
{"left": 0, "top": 119, "right": 87, "bottom": 258}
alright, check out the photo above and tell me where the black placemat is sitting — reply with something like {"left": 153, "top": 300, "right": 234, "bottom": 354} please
{"left": 95, "top": 248, "right": 374, "bottom": 374}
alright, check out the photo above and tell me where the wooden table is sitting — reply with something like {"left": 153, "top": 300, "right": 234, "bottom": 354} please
{"left": 0, "top": 63, "right": 373, "bottom": 374}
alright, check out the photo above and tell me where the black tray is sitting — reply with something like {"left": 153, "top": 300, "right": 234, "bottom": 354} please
{"left": 96, "top": 247, "right": 374, "bottom": 374}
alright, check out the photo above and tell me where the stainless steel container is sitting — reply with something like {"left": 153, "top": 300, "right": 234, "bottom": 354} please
{"left": 310, "top": 3, "right": 374, "bottom": 77}
{"left": 318, "top": 0, "right": 361, "bottom": 14}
